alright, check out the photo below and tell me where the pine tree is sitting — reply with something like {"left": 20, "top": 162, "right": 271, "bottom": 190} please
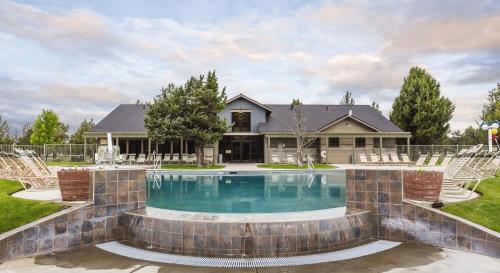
{"left": 0, "top": 115, "right": 14, "bottom": 144}
{"left": 390, "top": 67, "right": 454, "bottom": 144}
{"left": 340, "top": 91, "right": 356, "bottom": 105}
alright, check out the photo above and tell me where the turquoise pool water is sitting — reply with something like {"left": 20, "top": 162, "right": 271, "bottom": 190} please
{"left": 146, "top": 171, "right": 346, "bottom": 213}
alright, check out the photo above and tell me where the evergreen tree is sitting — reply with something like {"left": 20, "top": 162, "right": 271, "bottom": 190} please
{"left": 390, "top": 67, "right": 454, "bottom": 144}
{"left": 70, "top": 119, "right": 95, "bottom": 144}
{"left": 145, "top": 71, "right": 229, "bottom": 166}
{"left": 340, "top": 91, "right": 356, "bottom": 105}
{"left": 371, "top": 101, "right": 381, "bottom": 114}
{"left": 0, "top": 115, "right": 14, "bottom": 144}
{"left": 30, "top": 109, "right": 68, "bottom": 145}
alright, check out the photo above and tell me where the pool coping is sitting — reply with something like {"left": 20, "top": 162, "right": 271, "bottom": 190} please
{"left": 124, "top": 206, "right": 363, "bottom": 223}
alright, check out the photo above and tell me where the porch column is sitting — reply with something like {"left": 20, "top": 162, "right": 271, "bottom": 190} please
{"left": 352, "top": 136, "right": 356, "bottom": 164}
{"left": 267, "top": 136, "right": 271, "bottom": 163}
{"left": 213, "top": 141, "right": 219, "bottom": 164}
{"left": 115, "top": 137, "right": 119, "bottom": 146}
{"left": 83, "top": 137, "right": 87, "bottom": 163}
{"left": 141, "top": 139, "right": 144, "bottom": 154}
{"left": 323, "top": 136, "right": 328, "bottom": 164}
{"left": 156, "top": 141, "right": 159, "bottom": 154}
{"left": 180, "top": 137, "right": 183, "bottom": 159}
{"left": 407, "top": 136, "right": 411, "bottom": 160}
{"left": 126, "top": 140, "right": 129, "bottom": 153}
{"left": 170, "top": 141, "right": 173, "bottom": 155}
{"left": 148, "top": 138, "right": 151, "bottom": 154}
{"left": 379, "top": 137, "right": 383, "bottom": 161}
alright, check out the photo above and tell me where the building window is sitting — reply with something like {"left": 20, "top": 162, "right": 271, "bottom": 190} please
{"left": 231, "top": 112, "right": 251, "bottom": 132}
{"left": 328, "top": 137, "right": 339, "bottom": 148}
{"left": 355, "top": 138, "right": 366, "bottom": 148}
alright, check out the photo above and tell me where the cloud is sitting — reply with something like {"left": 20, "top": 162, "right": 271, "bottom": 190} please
{"left": 385, "top": 14, "right": 500, "bottom": 54}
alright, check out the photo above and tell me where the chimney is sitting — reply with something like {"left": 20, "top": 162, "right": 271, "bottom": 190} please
{"left": 348, "top": 109, "right": 352, "bottom": 117}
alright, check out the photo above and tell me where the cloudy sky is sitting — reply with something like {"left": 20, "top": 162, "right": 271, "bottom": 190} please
{"left": 1, "top": 0, "right": 499, "bottom": 134}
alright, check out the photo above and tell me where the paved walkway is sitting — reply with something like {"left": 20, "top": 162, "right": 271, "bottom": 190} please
{"left": 0, "top": 243, "right": 498, "bottom": 273}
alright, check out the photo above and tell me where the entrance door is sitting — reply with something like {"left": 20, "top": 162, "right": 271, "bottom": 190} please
{"left": 232, "top": 142, "right": 242, "bottom": 161}
{"left": 241, "top": 142, "right": 251, "bottom": 161}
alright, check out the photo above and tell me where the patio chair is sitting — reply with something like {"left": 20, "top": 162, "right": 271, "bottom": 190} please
{"left": 370, "top": 154, "right": 380, "bottom": 164}
{"left": 172, "top": 153, "right": 180, "bottom": 163}
{"left": 120, "top": 153, "right": 128, "bottom": 163}
{"left": 286, "top": 154, "right": 295, "bottom": 164}
{"left": 381, "top": 153, "right": 391, "bottom": 164}
{"left": 358, "top": 153, "right": 369, "bottom": 164}
{"left": 163, "top": 153, "right": 171, "bottom": 163}
{"left": 271, "top": 154, "right": 280, "bottom": 164}
{"left": 127, "top": 153, "right": 137, "bottom": 164}
{"left": 427, "top": 153, "right": 440, "bottom": 166}
{"left": 389, "top": 153, "right": 400, "bottom": 163}
{"left": 440, "top": 153, "right": 454, "bottom": 166}
{"left": 415, "top": 153, "right": 428, "bottom": 166}
{"left": 186, "top": 154, "right": 196, "bottom": 164}
{"left": 137, "top": 153, "right": 146, "bottom": 164}
{"left": 401, "top": 153, "right": 411, "bottom": 164}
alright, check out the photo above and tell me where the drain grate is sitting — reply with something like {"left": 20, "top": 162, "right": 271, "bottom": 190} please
{"left": 97, "top": 240, "right": 401, "bottom": 268}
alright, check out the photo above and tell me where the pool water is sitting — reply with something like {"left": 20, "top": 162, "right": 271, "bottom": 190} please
{"left": 146, "top": 171, "right": 346, "bottom": 213}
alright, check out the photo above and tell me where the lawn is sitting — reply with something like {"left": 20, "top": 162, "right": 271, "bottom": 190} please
{"left": 161, "top": 164, "right": 225, "bottom": 170}
{"left": 46, "top": 161, "right": 89, "bottom": 167}
{"left": 257, "top": 164, "right": 336, "bottom": 169}
{"left": 442, "top": 173, "right": 500, "bottom": 232}
{"left": 0, "top": 179, "right": 64, "bottom": 234}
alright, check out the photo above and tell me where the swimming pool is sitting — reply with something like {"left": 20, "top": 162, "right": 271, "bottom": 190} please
{"left": 146, "top": 171, "right": 346, "bottom": 213}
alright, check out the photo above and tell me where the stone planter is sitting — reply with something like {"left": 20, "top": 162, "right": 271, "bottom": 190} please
{"left": 57, "top": 170, "right": 91, "bottom": 201}
{"left": 403, "top": 170, "right": 443, "bottom": 202}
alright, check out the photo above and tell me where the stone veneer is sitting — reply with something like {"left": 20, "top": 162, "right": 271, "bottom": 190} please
{"left": 1, "top": 168, "right": 499, "bottom": 262}
{"left": 346, "top": 169, "right": 500, "bottom": 258}
{"left": 121, "top": 210, "right": 373, "bottom": 257}
{"left": 0, "top": 169, "right": 146, "bottom": 263}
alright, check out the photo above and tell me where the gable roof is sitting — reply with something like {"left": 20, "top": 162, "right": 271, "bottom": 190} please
{"left": 226, "top": 93, "right": 273, "bottom": 112}
{"left": 90, "top": 104, "right": 147, "bottom": 133}
{"left": 258, "top": 104, "right": 403, "bottom": 132}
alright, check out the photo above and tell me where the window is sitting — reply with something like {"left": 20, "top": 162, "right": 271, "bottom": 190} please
{"left": 328, "top": 137, "right": 340, "bottom": 148}
{"left": 355, "top": 138, "right": 366, "bottom": 148}
{"left": 231, "top": 112, "right": 251, "bottom": 132}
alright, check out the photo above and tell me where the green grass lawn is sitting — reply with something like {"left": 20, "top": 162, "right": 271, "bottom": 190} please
{"left": 442, "top": 173, "right": 500, "bottom": 232}
{"left": 257, "top": 164, "right": 336, "bottom": 169}
{"left": 46, "top": 161, "right": 89, "bottom": 167}
{"left": 161, "top": 164, "right": 225, "bottom": 170}
{"left": 0, "top": 179, "right": 64, "bottom": 234}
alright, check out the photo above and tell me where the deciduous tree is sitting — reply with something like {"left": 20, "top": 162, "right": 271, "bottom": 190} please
{"left": 0, "top": 115, "right": 14, "bottom": 144}
{"left": 30, "top": 110, "right": 68, "bottom": 145}
{"left": 70, "top": 119, "right": 95, "bottom": 144}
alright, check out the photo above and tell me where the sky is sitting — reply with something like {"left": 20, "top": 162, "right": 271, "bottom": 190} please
{"left": 1, "top": 0, "right": 499, "bottom": 135}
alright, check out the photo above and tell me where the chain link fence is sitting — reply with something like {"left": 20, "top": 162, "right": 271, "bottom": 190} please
{"left": 0, "top": 144, "right": 97, "bottom": 163}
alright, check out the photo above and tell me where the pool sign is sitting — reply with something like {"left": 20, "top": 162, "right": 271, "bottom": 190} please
{"left": 481, "top": 121, "right": 499, "bottom": 152}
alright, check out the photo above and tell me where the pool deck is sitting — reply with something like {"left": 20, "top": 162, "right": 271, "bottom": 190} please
{"left": 1, "top": 243, "right": 498, "bottom": 273}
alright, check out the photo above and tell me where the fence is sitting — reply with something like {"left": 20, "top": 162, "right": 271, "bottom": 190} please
{"left": 0, "top": 144, "right": 97, "bottom": 163}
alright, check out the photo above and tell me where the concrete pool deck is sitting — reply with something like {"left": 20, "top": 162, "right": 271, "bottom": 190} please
{"left": 0, "top": 243, "right": 498, "bottom": 273}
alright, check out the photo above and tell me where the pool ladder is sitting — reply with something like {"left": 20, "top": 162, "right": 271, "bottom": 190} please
{"left": 151, "top": 151, "right": 161, "bottom": 190}
{"left": 306, "top": 155, "right": 315, "bottom": 173}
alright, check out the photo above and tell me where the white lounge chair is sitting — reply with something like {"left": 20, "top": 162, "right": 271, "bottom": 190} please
{"left": 440, "top": 153, "right": 454, "bottom": 166}
{"left": 381, "top": 153, "right": 391, "bottom": 164}
{"left": 286, "top": 154, "right": 295, "bottom": 164}
{"left": 390, "top": 153, "right": 400, "bottom": 163}
{"left": 400, "top": 153, "right": 411, "bottom": 164}
{"left": 427, "top": 153, "right": 440, "bottom": 166}
{"left": 137, "top": 153, "right": 146, "bottom": 164}
{"left": 271, "top": 154, "right": 280, "bottom": 164}
{"left": 370, "top": 154, "right": 380, "bottom": 164}
{"left": 415, "top": 154, "right": 427, "bottom": 166}
{"left": 358, "top": 153, "right": 369, "bottom": 164}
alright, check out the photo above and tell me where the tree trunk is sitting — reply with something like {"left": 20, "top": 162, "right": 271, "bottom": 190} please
{"left": 195, "top": 143, "right": 204, "bottom": 167}
{"left": 296, "top": 137, "right": 303, "bottom": 167}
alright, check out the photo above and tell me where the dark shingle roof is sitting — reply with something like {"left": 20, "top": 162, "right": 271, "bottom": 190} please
{"left": 91, "top": 103, "right": 403, "bottom": 133}
{"left": 258, "top": 104, "right": 402, "bottom": 132}
{"left": 91, "top": 104, "right": 147, "bottom": 132}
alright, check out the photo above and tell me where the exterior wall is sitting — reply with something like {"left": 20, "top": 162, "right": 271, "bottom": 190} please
{"left": 346, "top": 169, "right": 500, "bottom": 258}
{"left": 321, "top": 118, "right": 376, "bottom": 134}
{"left": 0, "top": 169, "right": 146, "bottom": 263}
{"left": 122, "top": 210, "right": 372, "bottom": 257}
{"left": 219, "top": 98, "right": 267, "bottom": 133}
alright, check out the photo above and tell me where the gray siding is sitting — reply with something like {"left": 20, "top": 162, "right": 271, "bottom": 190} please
{"left": 219, "top": 98, "right": 267, "bottom": 133}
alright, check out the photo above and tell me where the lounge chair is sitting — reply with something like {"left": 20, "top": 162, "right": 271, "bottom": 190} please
{"left": 389, "top": 153, "right": 400, "bottom": 163}
{"left": 381, "top": 153, "right": 391, "bottom": 164}
{"left": 427, "top": 153, "right": 440, "bottom": 166}
{"left": 415, "top": 154, "right": 427, "bottom": 166}
{"left": 370, "top": 154, "right": 380, "bottom": 164}
{"left": 401, "top": 153, "right": 411, "bottom": 164}
{"left": 286, "top": 154, "right": 295, "bottom": 164}
{"left": 127, "top": 154, "right": 137, "bottom": 164}
{"left": 137, "top": 153, "right": 146, "bottom": 164}
{"left": 13, "top": 150, "right": 58, "bottom": 189}
{"left": 440, "top": 153, "right": 454, "bottom": 166}
{"left": 271, "top": 154, "right": 280, "bottom": 164}
{"left": 358, "top": 153, "right": 369, "bottom": 164}
{"left": 171, "top": 153, "right": 180, "bottom": 163}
